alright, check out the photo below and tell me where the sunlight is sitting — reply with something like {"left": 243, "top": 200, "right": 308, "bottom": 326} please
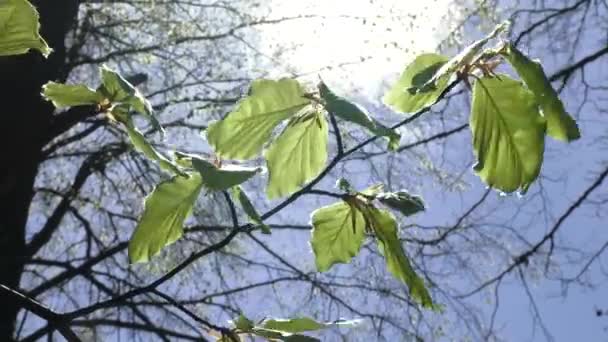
{"left": 254, "top": 0, "right": 467, "bottom": 101}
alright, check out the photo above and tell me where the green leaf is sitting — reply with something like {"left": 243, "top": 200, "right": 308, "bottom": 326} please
{"left": 471, "top": 75, "right": 546, "bottom": 194}
{"left": 385, "top": 22, "right": 510, "bottom": 114}
{"left": 310, "top": 201, "right": 366, "bottom": 272}
{"left": 265, "top": 111, "right": 328, "bottom": 198}
{"left": 128, "top": 173, "right": 203, "bottom": 263}
{"left": 413, "top": 21, "right": 510, "bottom": 94}
{"left": 319, "top": 82, "right": 400, "bottom": 150}
{"left": 206, "top": 78, "right": 311, "bottom": 160}
{"left": 262, "top": 317, "right": 359, "bottom": 334}
{"left": 41, "top": 82, "right": 103, "bottom": 109}
{"left": 250, "top": 328, "right": 285, "bottom": 340}
{"left": 232, "top": 186, "right": 270, "bottom": 234}
{"left": 121, "top": 113, "right": 183, "bottom": 175}
{"left": 230, "top": 315, "right": 358, "bottom": 342}
{"left": 192, "top": 158, "right": 260, "bottom": 191}
{"left": 0, "top": 0, "right": 51, "bottom": 57}
{"left": 383, "top": 53, "right": 450, "bottom": 113}
{"left": 262, "top": 318, "right": 325, "bottom": 333}
{"left": 249, "top": 328, "right": 320, "bottom": 342}
{"left": 369, "top": 208, "right": 434, "bottom": 308}
{"left": 377, "top": 191, "right": 425, "bottom": 216}
{"left": 233, "top": 314, "right": 254, "bottom": 331}
{"left": 281, "top": 335, "right": 320, "bottom": 342}
{"left": 502, "top": 43, "right": 580, "bottom": 142}
{"left": 100, "top": 65, "right": 162, "bottom": 132}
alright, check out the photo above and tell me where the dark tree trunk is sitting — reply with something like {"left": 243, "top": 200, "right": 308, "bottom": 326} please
{"left": 0, "top": 2, "right": 80, "bottom": 340}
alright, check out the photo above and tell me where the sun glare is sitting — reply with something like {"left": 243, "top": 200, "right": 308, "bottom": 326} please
{"left": 254, "top": 0, "right": 465, "bottom": 101}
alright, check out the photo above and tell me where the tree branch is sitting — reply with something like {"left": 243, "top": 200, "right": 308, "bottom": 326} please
{"left": 0, "top": 284, "right": 81, "bottom": 342}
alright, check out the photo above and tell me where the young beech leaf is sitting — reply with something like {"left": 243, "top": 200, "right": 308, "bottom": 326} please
{"left": 99, "top": 65, "right": 162, "bottom": 132}
{"left": 0, "top": 0, "right": 51, "bottom": 57}
{"left": 310, "top": 201, "right": 366, "bottom": 272}
{"left": 368, "top": 207, "right": 434, "bottom": 309}
{"left": 280, "top": 335, "right": 319, "bottom": 342}
{"left": 385, "top": 22, "right": 510, "bottom": 114}
{"left": 42, "top": 82, "right": 104, "bottom": 109}
{"left": 414, "top": 21, "right": 509, "bottom": 94}
{"left": 265, "top": 111, "right": 328, "bottom": 199}
{"left": 230, "top": 314, "right": 359, "bottom": 342}
{"left": 319, "top": 81, "right": 400, "bottom": 150}
{"left": 206, "top": 78, "right": 311, "bottom": 160}
{"left": 121, "top": 112, "right": 184, "bottom": 176}
{"left": 128, "top": 173, "right": 203, "bottom": 263}
{"left": 262, "top": 317, "right": 360, "bottom": 333}
{"left": 383, "top": 53, "right": 450, "bottom": 113}
{"left": 501, "top": 43, "right": 580, "bottom": 142}
{"left": 250, "top": 328, "right": 320, "bottom": 342}
{"left": 232, "top": 186, "right": 270, "bottom": 234}
{"left": 377, "top": 191, "right": 425, "bottom": 216}
{"left": 470, "top": 75, "right": 546, "bottom": 194}
{"left": 192, "top": 158, "right": 260, "bottom": 191}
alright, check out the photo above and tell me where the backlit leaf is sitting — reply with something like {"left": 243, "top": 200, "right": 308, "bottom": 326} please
{"left": 207, "top": 78, "right": 311, "bottom": 160}
{"left": 265, "top": 111, "right": 328, "bottom": 198}
{"left": 369, "top": 208, "right": 434, "bottom": 308}
{"left": 262, "top": 318, "right": 325, "bottom": 333}
{"left": 121, "top": 113, "right": 183, "bottom": 175}
{"left": 414, "top": 21, "right": 509, "bottom": 94}
{"left": 232, "top": 186, "right": 270, "bottom": 234}
{"left": 100, "top": 65, "right": 162, "bottom": 132}
{"left": 0, "top": 0, "right": 51, "bottom": 57}
{"left": 42, "top": 82, "right": 103, "bottom": 109}
{"left": 502, "top": 43, "right": 580, "bottom": 142}
{"left": 470, "top": 75, "right": 546, "bottom": 193}
{"left": 262, "top": 317, "right": 360, "bottom": 333}
{"left": 310, "top": 201, "right": 366, "bottom": 272}
{"left": 128, "top": 173, "right": 202, "bottom": 263}
{"left": 319, "top": 81, "right": 400, "bottom": 150}
{"left": 383, "top": 53, "right": 450, "bottom": 113}
{"left": 230, "top": 314, "right": 358, "bottom": 342}
{"left": 192, "top": 158, "right": 260, "bottom": 191}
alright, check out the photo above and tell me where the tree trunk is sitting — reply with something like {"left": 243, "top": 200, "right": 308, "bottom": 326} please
{"left": 0, "top": 2, "right": 79, "bottom": 340}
